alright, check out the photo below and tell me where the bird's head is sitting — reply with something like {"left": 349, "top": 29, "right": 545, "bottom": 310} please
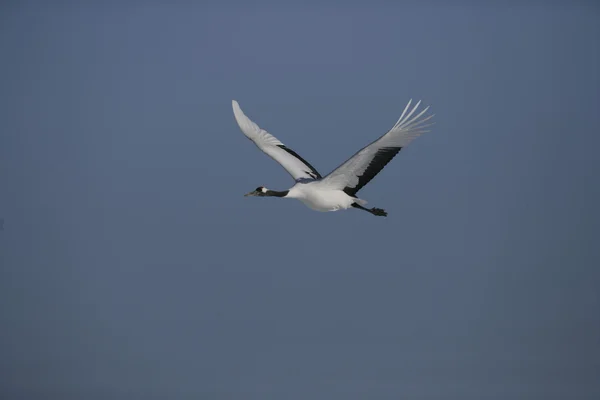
{"left": 244, "top": 186, "right": 269, "bottom": 197}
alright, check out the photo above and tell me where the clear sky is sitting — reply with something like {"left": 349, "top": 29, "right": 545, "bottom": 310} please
{"left": 1, "top": 2, "right": 599, "bottom": 399}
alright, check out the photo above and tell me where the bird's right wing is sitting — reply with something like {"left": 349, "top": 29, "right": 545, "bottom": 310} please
{"left": 232, "top": 100, "right": 322, "bottom": 181}
{"left": 321, "top": 100, "right": 433, "bottom": 196}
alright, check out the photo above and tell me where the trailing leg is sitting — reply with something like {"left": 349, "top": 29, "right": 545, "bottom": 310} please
{"left": 352, "top": 202, "right": 388, "bottom": 217}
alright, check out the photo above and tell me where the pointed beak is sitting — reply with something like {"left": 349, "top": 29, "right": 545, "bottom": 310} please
{"left": 244, "top": 190, "right": 259, "bottom": 197}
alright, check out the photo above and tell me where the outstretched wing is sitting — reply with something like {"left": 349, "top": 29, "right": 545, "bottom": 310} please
{"left": 232, "top": 100, "right": 322, "bottom": 181}
{"left": 321, "top": 100, "right": 433, "bottom": 196}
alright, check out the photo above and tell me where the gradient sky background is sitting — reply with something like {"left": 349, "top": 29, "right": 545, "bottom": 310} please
{"left": 1, "top": 2, "right": 599, "bottom": 399}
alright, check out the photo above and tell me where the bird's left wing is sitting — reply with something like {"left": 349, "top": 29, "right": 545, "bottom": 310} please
{"left": 232, "top": 100, "right": 322, "bottom": 181}
{"left": 321, "top": 100, "right": 434, "bottom": 196}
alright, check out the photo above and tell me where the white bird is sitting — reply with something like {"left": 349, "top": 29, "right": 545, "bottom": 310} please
{"left": 232, "top": 99, "right": 434, "bottom": 217}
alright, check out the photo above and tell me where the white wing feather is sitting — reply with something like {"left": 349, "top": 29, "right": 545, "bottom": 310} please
{"left": 321, "top": 99, "right": 434, "bottom": 192}
{"left": 232, "top": 100, "right": 321, "bottom": 181}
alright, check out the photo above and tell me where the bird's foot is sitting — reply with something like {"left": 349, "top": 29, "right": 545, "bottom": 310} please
{"left": 371, "top": 208, "right": 388, "bottom": 217}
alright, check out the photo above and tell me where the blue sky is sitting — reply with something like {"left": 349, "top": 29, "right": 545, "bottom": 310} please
{"left": 1, "top": 2, "right": 599, "bottom": 399}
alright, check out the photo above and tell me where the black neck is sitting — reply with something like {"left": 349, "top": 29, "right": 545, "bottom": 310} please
{"left": 265, "top": 190, "right": 289, "bottom": 197}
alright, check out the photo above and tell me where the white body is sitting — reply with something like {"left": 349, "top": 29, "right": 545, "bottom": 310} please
{"left": 286, "top": 181, "right": 366, "bottom": 212}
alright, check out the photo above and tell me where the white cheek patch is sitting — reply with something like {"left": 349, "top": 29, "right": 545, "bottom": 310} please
{"left": 261, "top": 187, "right": 268, "bottom": 193}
